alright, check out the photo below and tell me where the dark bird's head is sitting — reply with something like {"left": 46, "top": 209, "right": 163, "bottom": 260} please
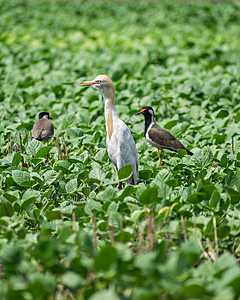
{"left": 38, "top": 112, "right": 52, "bottom": 120}
{"left": 136, "top": 106, "right": 155, "bottom": 135}
{"left": 136, "top": 106, "right": 155, "bottom": 121}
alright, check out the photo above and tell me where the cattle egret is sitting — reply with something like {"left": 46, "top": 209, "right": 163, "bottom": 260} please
{"left": 79, "top": 75, "right": 139, "bottom": 189}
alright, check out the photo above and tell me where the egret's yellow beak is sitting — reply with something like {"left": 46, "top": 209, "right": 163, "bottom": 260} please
{"left": 79, "top": 80, "right": 95, "bottom": 87}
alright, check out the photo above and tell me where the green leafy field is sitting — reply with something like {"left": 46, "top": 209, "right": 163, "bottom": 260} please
{"left": 0, "top": 1, "right": 240, "bottom": 299}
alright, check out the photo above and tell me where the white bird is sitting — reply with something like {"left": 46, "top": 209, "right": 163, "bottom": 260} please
{"left": 79, "top": 75, "right": 139, "bottom": 189}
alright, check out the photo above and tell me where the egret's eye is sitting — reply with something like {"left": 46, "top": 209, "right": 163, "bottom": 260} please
{"left": 95, "top": 80, "right": 101, "bottom": 84}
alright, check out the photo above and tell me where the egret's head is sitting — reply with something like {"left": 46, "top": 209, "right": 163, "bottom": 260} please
{"left": 79, "top": 75, "right": 115, "bottom": 102}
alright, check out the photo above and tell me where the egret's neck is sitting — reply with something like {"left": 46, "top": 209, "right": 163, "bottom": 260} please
{"left": 104, "top": 97, "right": 115, "bottom": 111}
{"left": 103, "top": 94, "right": 117, "bottom": 115}
{"left": 103, "top": 97, "right": 117, "bottom": 140}
{"left": 101, "top": 85, "right": 115, "bottom": 104}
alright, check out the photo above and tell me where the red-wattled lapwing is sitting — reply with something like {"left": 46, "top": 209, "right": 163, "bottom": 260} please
{"left": 79, "top": 75, "right": 139, "bottom": 189}
{"left": 32, "top": 112, "right": 54, "bottom": 141}
{"left": 136, "top": 106, "right": 192, "bottom": 164}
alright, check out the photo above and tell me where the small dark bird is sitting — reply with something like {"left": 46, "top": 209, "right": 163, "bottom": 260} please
{"left": 32, "top": 112, "right": 54, "bottom": 141}
{"left": 136, "top": 106, "right": 192, "bottom": 163}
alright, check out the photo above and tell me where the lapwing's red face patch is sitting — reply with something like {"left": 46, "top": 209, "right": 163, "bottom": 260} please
{"left": 136, "top": 107, "right": 149, "bottom": 115}
{"left": 141, "top": 108, "right": 149, "bottom": 113}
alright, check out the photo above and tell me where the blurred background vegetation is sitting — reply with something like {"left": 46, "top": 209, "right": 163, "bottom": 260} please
{"left": 0, "top": 1, "right": 240, "bottom": 299}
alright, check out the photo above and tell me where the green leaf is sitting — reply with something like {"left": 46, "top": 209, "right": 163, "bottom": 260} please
{"left": 101, "top": 185, "right": 118, "bottom": 202}
{"left": 217, "top": 224, "right": 230, "bottom": 239}
{"left": 75, "top": 231, "right": 94, "bottom": 254}
{"left": 21, "top": 190, "right": 39, "bottom": 210}
{"left": 12, "top": 153, "right": 21, "bottom": 167}
{"left": 12, "top": 170, "right": 30, "bottom": 185}
{"left": 89, "top": 290, "right": 120, "bottom": 300}
{"left": 31, "top": 172, "right": 45, "bottom": 186}
{"left": 16, "top": 122, "right": 33, "bottom": 130}
{"left": 119, "top": 185, "right": 138, "bottom": 199}
{"left": 21, "top": 198, "right": 35, "bottom": 210}
{"left": 215, "top": 109, "right": 229, "bottom": 119}
{"left": 164, "top": 119, "right": 178, "bottom": 130}
{"left": 78, "top": 170, "right": 90, "bottom": 181}
{"left": 152, "top": 169, "right": 172, "bottom": 183}
{"left": 182, "top": 279, "right": 206, "bottom": 297}
{"left": 85, "top": 200, "right": 102, "bottom": 216}
{"left": 3, "top": 191, "right": 19, "bottom": 203}
{"left": 0, "top": 201, "right": 14, "bottom": 217}
{"left": 94, "top": 245, "right": 118, "bottom": 271}
{"left": 88, "top": 163, "right": 106, "bottom": 182}
{"left": 45, "top": 210, "right": 61, "bottom": 221}
{"left": 61, "top": 272, "right": 82, "bottom": 290}
{"left": 233, "top": 172, "right": 240, "bottom": 192}
{"left": 139, "top": 169, "right": 152, "bottom": 180}
{"left": 218, "top": 267, "right": 240, "bottom": 296}
{"left": 34, "top": 146, "right": 51, "bottom": 158}
{"left": 38, "top": 228, "right": 52, "bottom": 242}
{"left": 65, "top": 178, "right": 78, "bottom": 194}
{"left": 26, "top": 139, "right": 42, "bottom": 156}
{"left": 61, "top": 114, "right": 75, "bottom": 130}
{"left": 193, "top": 147, "right": 213, "bottom": 168}
{"left": 20, "top": 180, "right": 36, "bottom": 188}
{"left": 187, "top": 192, "right": 205, "bottom": 204}
{"left": 107, "top": 202, "right": 119, "bottom": 215}
{"left": 213, "top": 133, "right": 227, "bottom": 144}
{"left": 209, "top": 190, "right": 221, "bottom": 208}
{"left": 215, "top": 252, "right": 237, "bottom": 272}
{"left": 151, "top": 180, "right": 172, "bottom": 199}
{"left": 27, "top": 273, "right": 57, "bottom": 298}
{"left": 43, "top": 170, "right": 58, "bottom": 185}
{"left": 93, "top": 131, "right": 101, "bottom": 143}
{"left": 134, "top": 252, "right": 156, "bottom": 270}
{"left": 118, "top": 164, "right": 132, "bottom": 181}
{"left": 54, "top": 160, "right": 71, "bottom": 171}
{"left": 139, "top": 187, "right": 158, "bottom": 204}
{"left": 0, "top": 245, "right": 23, "bottom": 266}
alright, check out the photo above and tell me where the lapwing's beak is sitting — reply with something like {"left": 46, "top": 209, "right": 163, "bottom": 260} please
{"left": 79, "top": 80, "right": 95, "bottom": 87}
{"left": 136, "top": 108, "right": 146, "bottom": 115}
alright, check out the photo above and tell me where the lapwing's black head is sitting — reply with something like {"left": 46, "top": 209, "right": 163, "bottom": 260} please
{"left": 136, "top": 106, "right": 154, "bottom": 118}
{"left": 136, "top": 106, "right": 155, "bottom": 135}
{"left": 38, "top": 112, "right": 52, "bottom": 120}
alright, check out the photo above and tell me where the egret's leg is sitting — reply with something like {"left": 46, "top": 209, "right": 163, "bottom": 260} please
{"left": 117, "top": 182, "right": 122, "bottom": 190}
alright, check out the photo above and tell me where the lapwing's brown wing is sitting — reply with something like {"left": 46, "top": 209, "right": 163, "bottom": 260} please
{"left": 148, "top": 123, "right": 188, "bottom": 152}
{"left": 40, "top": 122, "right": 54, "bottom": 141}
{"left": 32, "top": 119, "right": 54, "bottom": 141}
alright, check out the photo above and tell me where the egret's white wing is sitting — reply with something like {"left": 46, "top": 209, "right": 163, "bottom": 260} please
{"left": 106, "top": 118, "right": 138, "bottom": 185}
